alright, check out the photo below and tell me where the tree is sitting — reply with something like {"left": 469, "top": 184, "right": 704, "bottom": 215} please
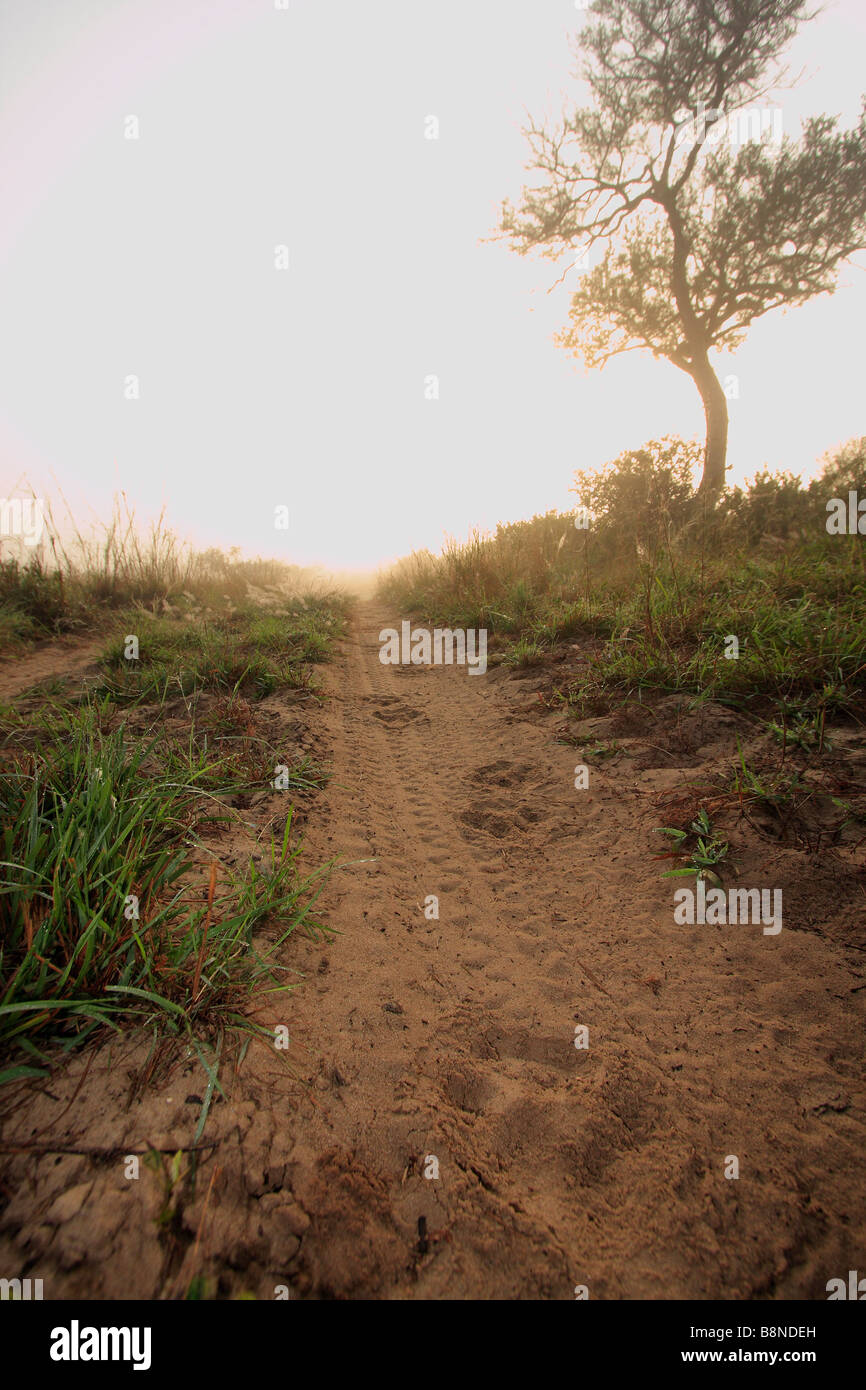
{"left": 499, "top": 0, "right": 866, "bottom": 499}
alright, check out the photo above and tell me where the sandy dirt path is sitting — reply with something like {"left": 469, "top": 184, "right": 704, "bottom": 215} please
{"left": 1, "top": 600, "right": 864, "bottom": 1300}
{"left": 236, "top": 600, "right": 866, "bottom": 1299}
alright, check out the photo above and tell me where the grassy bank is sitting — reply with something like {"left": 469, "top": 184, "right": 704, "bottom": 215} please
{"left": 0, "top": 495, "right": 334, "bottom": 652}
{"left": 378, "top": 436, "right": 866, "bottom": 724}
{"left": 0, "top": 515, "right": 352, "bottom": 1092}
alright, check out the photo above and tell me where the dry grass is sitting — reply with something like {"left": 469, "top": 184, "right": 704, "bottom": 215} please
{"left": 0, "top": 492, "right": 332, "bottom": 651}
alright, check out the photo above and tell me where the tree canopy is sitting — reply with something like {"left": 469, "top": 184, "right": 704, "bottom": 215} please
{"left": 500, "top": 0, "right": 866, "bottom": 498}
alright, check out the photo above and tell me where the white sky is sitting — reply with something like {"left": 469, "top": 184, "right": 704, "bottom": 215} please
{"left": 0, "top": 0, "right": 864, "bottom": 571}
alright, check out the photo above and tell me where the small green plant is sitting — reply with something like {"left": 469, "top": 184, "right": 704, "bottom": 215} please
{"left": 767, "top": 711, "right": 831, "bottom": 752}
{"left": 732, "top": 740, "right": 809, "bottom": 816}
{"left": 656, "top": 807, "right": 732, "bottom": 886}
{"left": 184, "top": 1274, "right": 215, "bottom": 1301}
{"left": 583, "top": 740, "right": 622, "bottom": 760}
{"left": 831, "top": 796, "right": 866, "bottom": 831}
{"left": 144, "top": 1148, "right": 190, "bottom": 1232}
{"left": 504, "top": 637, "right": 546, "bottom": 668}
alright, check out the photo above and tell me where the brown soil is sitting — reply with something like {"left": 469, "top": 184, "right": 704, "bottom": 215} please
{"left": 0, "top": 635, "right": 102, "bottom": 701}
{"left": 1, "top": 600, "right": 865, "bottom": 1299}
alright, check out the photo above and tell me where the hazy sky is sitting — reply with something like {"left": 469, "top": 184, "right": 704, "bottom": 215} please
{"left": 1, "top": 0, "right": 864, "bottom": 571}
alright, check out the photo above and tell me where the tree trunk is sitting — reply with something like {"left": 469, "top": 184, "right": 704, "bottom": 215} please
{"left": 662, "top": 204, "right": 729, "bottom": 500}
{"left": 691, "top": 355, "right": 729, "bottom": 498}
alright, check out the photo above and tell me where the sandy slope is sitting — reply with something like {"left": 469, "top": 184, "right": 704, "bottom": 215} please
{"left": 1, "top": 601, "right": 864, "bottom": 1299}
